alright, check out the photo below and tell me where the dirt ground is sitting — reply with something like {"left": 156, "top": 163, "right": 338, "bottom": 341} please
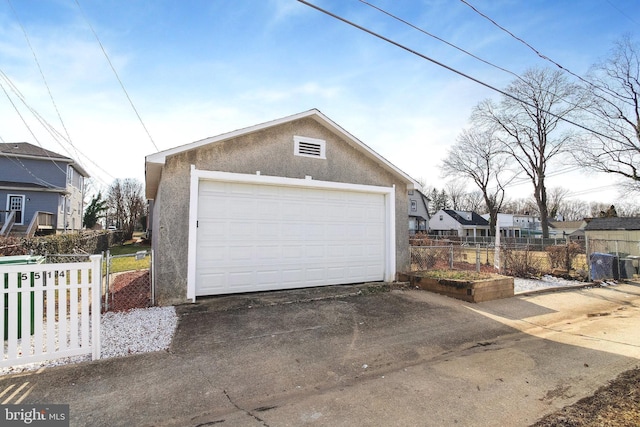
{"left": 104, "top": 270, "right": 151, "bottom": 312}
{"left": 532, "top": 367, "right": 640, "bottom": 426}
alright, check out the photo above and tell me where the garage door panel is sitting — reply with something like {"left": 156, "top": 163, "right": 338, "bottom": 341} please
{"left": 255, "top": 245, "right": 281, "bottom": 260}
{"left": 228, "top": 271, "right": 253, "bottom": 287}
{"left": 196, "top": 179, "right": 387, "bottom": 296}
{"left": 307, "top": 245, "right": 325, "bottom": 258}
{"left": 282, "top": 269, "right": 304, "bottom": 283}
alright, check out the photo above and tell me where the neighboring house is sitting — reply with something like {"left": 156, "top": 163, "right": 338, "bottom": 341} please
{"left": 429, "top": 209, "right": 490, "bottom": 237}
{"left": 513, "top": 214, "right": 540, "bottom": 236}
{"left": 549, "top": 220, "right": 587, "bottom": 240}
{"left": 0, "top": 142, "right": 88, "bottom": 236}
{"left": 513, "top": 214, "right": 558, "bottom": 237}
{"left": 408, "top": 189, "right": 429, "bottom": 234}
{"left": 480, "top": 213, "right": 520, "bottom": 237}
{"left": 584, "top": 217, "right": 640, "bottom": 245}
{"left": 145, "top": 109, "right": 420, "bottom": 305}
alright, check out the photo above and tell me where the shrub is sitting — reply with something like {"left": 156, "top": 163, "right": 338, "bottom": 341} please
{"left": 501, "top": 245, "right": 542, "bottom": 278}
{"left": 0, "top": 236, "right": 27, "bottom": 256}
{"left": 0, "top": 231, "right": 125, "bottom": 257}
{"left": 546, "top": 242, "right": 582, "bottom": 271}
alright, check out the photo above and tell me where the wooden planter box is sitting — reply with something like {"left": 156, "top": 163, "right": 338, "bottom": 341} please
{"left": 400, "top": 273, "right": 514, "bottom": 303}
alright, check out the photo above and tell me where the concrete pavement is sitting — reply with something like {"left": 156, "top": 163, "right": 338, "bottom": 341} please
{"left": 1, "top": 282, "right": 639, "bottom": 426}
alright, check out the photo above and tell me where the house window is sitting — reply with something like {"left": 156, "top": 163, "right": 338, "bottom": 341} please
{"left": 410, "top": 200, "right": 417, "bottom": 212}
{"left": 67, "top": 166, "right": 74, "bottom": 185}
{"left": 294, "top": 136, "right": 326, "bottom": 159}
{"left": 439, "top": 215, "right": 443, "bottom": 221}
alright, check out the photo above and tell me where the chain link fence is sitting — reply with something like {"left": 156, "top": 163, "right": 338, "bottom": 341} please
{"left": 410, "top": 240, "right": 590, "bottom": 278}
{"left": 45, "top": 250, "right": 154, "bottom": 312}
{"left": 104, "top": 250, "right": 153, "bottom": 313}
{"left": 410, "top": 245, "right": 490, "bottom": 273}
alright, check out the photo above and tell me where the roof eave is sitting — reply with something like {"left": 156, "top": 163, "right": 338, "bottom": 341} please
{"left": 144, "top": 109, "right": 420, "bottom": 199}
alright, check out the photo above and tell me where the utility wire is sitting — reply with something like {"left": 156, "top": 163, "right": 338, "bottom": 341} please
{"left": 457, "top": 0, "right": 602, "bottom": 91}
{"left": 359, "top": 0, "right": 619, "bottom": 133}
{"left": 6, "top": 0, "right": 82, "bottom": 163}
{"left": 0, "top": 69, "right": 114, "bottom": 188}
{"left": 297, "top": 1, "right": 626, "bottom": 145}
{"left": 74, "top": 0, "right": 159, "bottom": 152}
{"left": 357, "top": 0, "right": 522, "bottom": 82}
{"left": 605, "top": 0, "right": 639, "bottom": 27}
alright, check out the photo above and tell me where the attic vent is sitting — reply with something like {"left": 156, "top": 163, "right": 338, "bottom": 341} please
{"left": 294, "top": 136, "right": 326, "bottom": 159}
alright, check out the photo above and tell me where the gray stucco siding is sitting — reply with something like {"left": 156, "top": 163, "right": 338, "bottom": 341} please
{"left": 153, "top": 117, "right": 410, "bottom": 305}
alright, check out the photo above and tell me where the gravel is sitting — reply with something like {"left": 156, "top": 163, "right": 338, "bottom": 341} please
{"left": 1, "top": 306, "right": 177, "bottom": 376}
{"left": 515, "top": 275, "right": 614, "bottom": 293}
{"left": 100, "top": 306, "right": 178, "bottom": 358}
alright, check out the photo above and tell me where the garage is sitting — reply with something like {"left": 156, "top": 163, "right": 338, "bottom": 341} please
{"left": 187, "top": 169, "right": 396, "bottom": 298}
{"left": 147, "top": 109, "right": 418, "bottom": 305}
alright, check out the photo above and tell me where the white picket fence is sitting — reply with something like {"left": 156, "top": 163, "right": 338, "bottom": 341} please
{"left": 0, "top": 255, "right": 101, "bottom": 368}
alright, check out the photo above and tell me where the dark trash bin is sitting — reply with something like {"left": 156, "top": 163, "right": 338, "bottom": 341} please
{"left": 618, "top": 258, "right": 636, "bottom": 279}
{"left": 589, "top": 252, "right": 619, "bottom": 281}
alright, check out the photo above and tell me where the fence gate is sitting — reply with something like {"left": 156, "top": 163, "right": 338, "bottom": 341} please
{"left": 104, "top": 250, "right": 153, "bottom": 312}
{"left": 0, "top": 255, "right": 101, "bottom": 368}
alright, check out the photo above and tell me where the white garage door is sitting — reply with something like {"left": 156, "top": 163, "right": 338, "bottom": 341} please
{"left": 194, "top": 178, "right": 388, "bottom": 296}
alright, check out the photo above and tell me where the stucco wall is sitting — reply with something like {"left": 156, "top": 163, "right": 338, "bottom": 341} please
{"left": 153, "top": 117, "right": 411, "bottom": 304}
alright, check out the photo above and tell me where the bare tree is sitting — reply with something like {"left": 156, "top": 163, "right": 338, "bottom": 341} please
{"left": 441, "top": 127, "right": 515, "bottom": 236}
{"left": 444, "top": 180, "right": 468, "bottom": 211}
{"left": 575, "top": 36, "right": 640, "bottom": 192}
{"left": 616, "top": 201, "right": 640, "bottom": 217}
{"left": 501, "top": 197, "right": 540, "bottom": 216}
{"left": 461, "top": 190, "right": 485, "bottom": 213}
{"left": 473, "top": 67, "right": 585, "bottom": 237}
{"left": 547, "top": 187, "right": 571, "bottom": 219}
{"left": 106, "top": 178, "right": 145, "bottom": 239}
{"left": 557, "top": 199, "right": 590, "bottom": 221}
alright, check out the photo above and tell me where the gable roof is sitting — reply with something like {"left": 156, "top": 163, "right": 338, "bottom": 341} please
{"left": 443, "top": 210, "right": 490, "bottom": 226}
{"left": 0, "top": 142, "right": 69, "bottom": 160}
{"left": 0, "top": 142, "right": 89, "bottom": 177}
{"left": 145, "top": 109, "right": 420, "bottom": 199}
{"left": 584, "top": 217, "right": 640, "bottom": 231}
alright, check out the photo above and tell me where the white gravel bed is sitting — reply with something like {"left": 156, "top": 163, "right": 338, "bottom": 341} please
{"left": 514, "top": 275, "right": 614, "bottom": 294}
{"left": 1, "top": 306, "right": 177, "bottom": 376}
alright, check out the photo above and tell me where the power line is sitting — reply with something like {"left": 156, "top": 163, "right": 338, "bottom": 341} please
{"left": 357, "top": 0, "right": 523, "bottom": 82}
{"left": 361, "top": 0, "right": 625, "bottom": 134}
{"left": 297, "top": 0, "right": 624, "bottom": 145}
{"left": 74, "top": 0, "right": 159, "bottom": 152}
{"left": 457, "top": 0, "right": 599, "bottom": 90}
{"left": 604, "top": 0, "right": 639, "bottom": 27}
{"left": 566, "top": 184, "right": 619, "bottom": 198}
{"left": 0, "top": 69, "right": 114, "bottom": 188}
{"left": 0, "top": 79, "right": 68, "bottom": 176}
{"left": 7, "top": 0, "right": 81, "bottom": 163}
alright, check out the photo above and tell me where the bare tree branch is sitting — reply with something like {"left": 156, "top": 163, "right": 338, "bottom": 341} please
{"left": 472, "top": 67, "right": 584, "bottom": 237}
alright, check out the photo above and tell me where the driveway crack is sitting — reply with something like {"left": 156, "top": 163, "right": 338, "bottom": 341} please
{"left": 223, "top": 389, "right": 270, "bottom": 427}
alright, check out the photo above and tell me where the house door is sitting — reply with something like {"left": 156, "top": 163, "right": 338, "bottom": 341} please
{"left": 7, "top": 195, "right": 24, "bottom": 224}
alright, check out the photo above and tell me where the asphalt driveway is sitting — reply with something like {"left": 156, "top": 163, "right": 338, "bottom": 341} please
{"left": 1, "top": 282, "right": 639, "bottom": 426}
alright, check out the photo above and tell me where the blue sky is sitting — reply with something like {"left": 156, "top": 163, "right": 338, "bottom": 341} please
{"left": 0, "top": 0, "right": 638, "bottom": 204}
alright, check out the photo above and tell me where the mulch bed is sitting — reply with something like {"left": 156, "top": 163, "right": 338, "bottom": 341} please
{"left": 531, "top": 367, "right": 640, "bottom": 426}
{"left": 103, "top": 270, "right": 151, "bottom": 312}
